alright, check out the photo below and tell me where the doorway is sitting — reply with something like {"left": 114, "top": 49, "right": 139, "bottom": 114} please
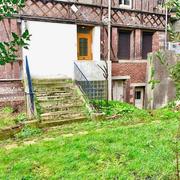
{"left": 135, "top": 87, "right": 145, "bottom": 109}
{"left": 112, "top": 80, "right": 124, "bottom": 101}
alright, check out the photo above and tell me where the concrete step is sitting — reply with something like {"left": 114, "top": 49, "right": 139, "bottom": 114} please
{"left": 38, "top": 116, "right": 88, "bottom": 128}
{"left": 34, "top": 85, "right": 76, "bottom": 93}
{"left": 34, "top": 83, "right": 74, "bottom": 89}
{"left": 32, "top": 79, "right": 72, "bottom": 85}
{"left": 41, "top": 111, "right": 86, "bottom": 120}
{"left": 36, "top": 91, "right": 71, "bottom": 97}
{"left": 41, "top": 103, "right": 84, "bottom": 112}
{"left": 37, "top": 93, "right": 76, "bottom": 101}
{"left": 38, "top": 97, "right": 82, "bottom": 105}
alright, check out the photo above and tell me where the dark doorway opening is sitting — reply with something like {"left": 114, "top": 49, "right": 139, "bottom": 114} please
{"left": 142, "top": 32, "right": 153, "bottom": 59}
{"left": 118, "top": 30, "right": 131, "bottom": 59}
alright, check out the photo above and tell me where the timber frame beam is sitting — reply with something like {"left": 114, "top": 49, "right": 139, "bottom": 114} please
{"left": 18, "top": 0, "right": 166, "bottom": 31}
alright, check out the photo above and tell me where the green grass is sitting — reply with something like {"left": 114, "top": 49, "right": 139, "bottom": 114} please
{"left": 0, "top": 106, "right": 179, "bottom": 179}
{"left": 0, "top": 107, "right": 26, "bottom": 129}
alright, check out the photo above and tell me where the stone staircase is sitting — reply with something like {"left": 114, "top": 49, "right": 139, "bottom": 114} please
{"left": 32, "top": 79, "right": 89, "bottom": 128}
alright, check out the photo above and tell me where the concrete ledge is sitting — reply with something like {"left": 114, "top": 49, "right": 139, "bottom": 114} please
{"left": 0, "top": 124, "right": 25, "bottom": 140}
{"left": 112, "top": 76, "right": 130, "bottom": 80}
{"left": 130, "top": 83, "right": 146, "bottom": 87}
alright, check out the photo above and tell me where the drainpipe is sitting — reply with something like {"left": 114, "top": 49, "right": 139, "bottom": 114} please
{"left": 107, "top": 0, "right": 112, "bottom": 100}
{"left": 165, "top": 6, "right": 168, "bottom": 50}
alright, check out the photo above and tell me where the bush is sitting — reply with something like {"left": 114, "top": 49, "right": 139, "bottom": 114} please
{"left": 92, "top": 100, "right": 149, "bottom": 117}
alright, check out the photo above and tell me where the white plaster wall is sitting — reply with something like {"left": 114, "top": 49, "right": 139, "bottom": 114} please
{"left": 22, "top": 21, "right": 77, "bottom": 79}
{"left": 92, "top": 26, "right": 101, "bottom": 62}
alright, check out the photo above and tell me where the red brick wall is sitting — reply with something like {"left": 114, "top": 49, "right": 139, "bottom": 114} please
{"left": 112, "top": 62, "right": 147, "bottom": 83}
{"left": 0, "top": 19, "right": 24, "bottom": 110}
{"left": 0, "top": 19, "right": 22, "bottom": 80}
{"left": 134, "top": 29, "right": 142, "bottom": 60}
{"left": 0, "top": 80, "right": 25, "bottom": 111}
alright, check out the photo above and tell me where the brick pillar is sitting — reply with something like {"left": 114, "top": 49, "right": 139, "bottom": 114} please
{"left": 111, "top": 27, "right": 118, "bottom": 61}
{"left": 129, "top": 86, "right": 135, "bottom": 104}
{"left": 135, "top": 29, "right": 142, "bottom": 60}
{"left": 152, "top": 31, "right": 160, "bottom": 52}
{"left": 159, "top": 32, "right": 165, "bottom": 49}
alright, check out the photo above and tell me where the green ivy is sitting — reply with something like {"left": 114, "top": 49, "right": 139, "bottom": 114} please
{"left": 0, "top": 0, "right": 30, "bottom": 64}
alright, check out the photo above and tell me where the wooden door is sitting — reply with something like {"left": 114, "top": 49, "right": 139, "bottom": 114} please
{"left": 113, "top": 80, "right": 124, "bottom": 101}
{"left": 135, "top": 87, "right": 144, "bottom": 109}
{"left": 77, "top": 26, "right": 92, "bottom": 60}
{"left": 118, "top": 31, "right": 131, "bottom": 59}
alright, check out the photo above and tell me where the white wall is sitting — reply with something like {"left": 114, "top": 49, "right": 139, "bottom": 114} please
{"left": 22, "top": 21, "right": 77, "bottom": 79}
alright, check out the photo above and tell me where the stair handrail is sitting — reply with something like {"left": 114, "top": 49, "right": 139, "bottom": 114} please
{"left": 74, "top": 62, "right": 105, "bottom": 112}
{"left": 74, "top": 62, "right": 95, "bottom": 89}
{"left": 25, "top": 56, "right": 34, "bottom": 116}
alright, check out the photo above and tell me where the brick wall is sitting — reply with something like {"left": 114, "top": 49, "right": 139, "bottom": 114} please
{"left": 112, "top": 63, "right": 147, "bottom": 83}
{"left": 0, "top": 19, "right": 22, "bottom": 80}
{"left": 0, "top": 80, "right": 25, "bottom": 111}
{"left": 0, "top": 19, "right": 24, "bottom": 110}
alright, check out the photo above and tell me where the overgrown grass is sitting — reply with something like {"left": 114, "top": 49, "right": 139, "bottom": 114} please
{"left": 0, "top": 107, "right": 26, "bottom": 129}
{"left": 0, "top": 102, "right": 179, "bottom": 179}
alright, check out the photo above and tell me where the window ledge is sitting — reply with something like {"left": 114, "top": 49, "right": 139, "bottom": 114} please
{"left": 119, "top": 5, "right": 132, "bottom": 9}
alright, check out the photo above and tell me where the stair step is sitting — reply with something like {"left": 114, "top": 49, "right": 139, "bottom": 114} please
{"left": 39, "top": 116, "right": 88, "bottom": 128}
{"left": 34, "top": 83, "right": 74, "bottom": 89}
{"left": 36, "top": 91, "right": 71, "bottom": 97}
{"left": 32, "top": 79, "right": 72, "bottom": 85}
{"left": 38, "top": 97, "right": 82, "bottom": 105}
{"left": 37, "top": 93, "right": 76, "bottom": 100}
{"left": 41, "top": 112, "right": 85, "bottom": 120}
{"left": 42, "top": 104, "right": 84, "bottom": 112}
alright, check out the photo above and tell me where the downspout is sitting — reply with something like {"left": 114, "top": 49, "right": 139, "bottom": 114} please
{"left": 107, "top": 0, "right": 112, "bottom": 100}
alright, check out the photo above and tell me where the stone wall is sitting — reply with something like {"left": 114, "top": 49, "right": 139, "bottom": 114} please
{"left": 146, "top": 51, "right": 178, "bottom": 109}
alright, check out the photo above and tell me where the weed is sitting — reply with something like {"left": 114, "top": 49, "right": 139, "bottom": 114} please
{"left": 2, "top": 107, "right": 13, "bottom": 114}
{"left": 16, "top": 125, "right": 42, "bottom": 139}
{"left": 15, "top": 113, "right": 27, "bottom": 124}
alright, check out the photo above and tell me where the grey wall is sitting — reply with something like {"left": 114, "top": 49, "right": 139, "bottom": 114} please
{"left": 146, "top": 50, "right": 178, "bottom": 109}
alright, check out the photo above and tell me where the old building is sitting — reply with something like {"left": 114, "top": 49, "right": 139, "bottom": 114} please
{"left": 0, "top": 0, "right": 167, "bottom": 109}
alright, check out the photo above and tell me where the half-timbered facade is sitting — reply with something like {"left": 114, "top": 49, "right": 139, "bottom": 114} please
{"left": 0, "top": 0, "right": 166, "bottom": 109}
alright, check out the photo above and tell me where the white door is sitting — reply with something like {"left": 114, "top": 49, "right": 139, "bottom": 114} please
{"left": 113, "top": 80, "right": 124, "bottom": 101}
{"left": 135, "top": 88, "right": 144, "bottom": 109}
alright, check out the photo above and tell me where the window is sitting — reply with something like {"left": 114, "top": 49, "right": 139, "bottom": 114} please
{"left": 117, "top": 30, "right": 131, "bottom": 59}
{"left": 119, "top": 0, "right": 132, "bottom": 8}
{"left": 142, "top": 32, "right": 153, "bottom": 59}
{"left": 135, "top": 91, "right": 141, "bottom": 100}
{"left": 77, "top": 26, "right": 93, "bottom": 60}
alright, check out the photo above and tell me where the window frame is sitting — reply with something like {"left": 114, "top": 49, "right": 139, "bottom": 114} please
{"left": 119, "top": 0, "right": 132, "bottom": 9}
{"left": 77, "top": 26, "right": 93, "bottom": 61}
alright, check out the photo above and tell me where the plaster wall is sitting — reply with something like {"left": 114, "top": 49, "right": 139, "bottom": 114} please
{"left": 22, "top": 21, "right": 77, "bottom": 79}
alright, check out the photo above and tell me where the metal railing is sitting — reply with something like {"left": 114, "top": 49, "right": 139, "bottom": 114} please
{"left": 74, "top": 62, "right": 106, "bottom": 111}
{"left": 25, "top": 56, "right": 34, "bottom": 116}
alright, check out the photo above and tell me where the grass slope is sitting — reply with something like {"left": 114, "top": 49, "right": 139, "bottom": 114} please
{"left": 0, "top": 106, "right": 179, "bottom": 179}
